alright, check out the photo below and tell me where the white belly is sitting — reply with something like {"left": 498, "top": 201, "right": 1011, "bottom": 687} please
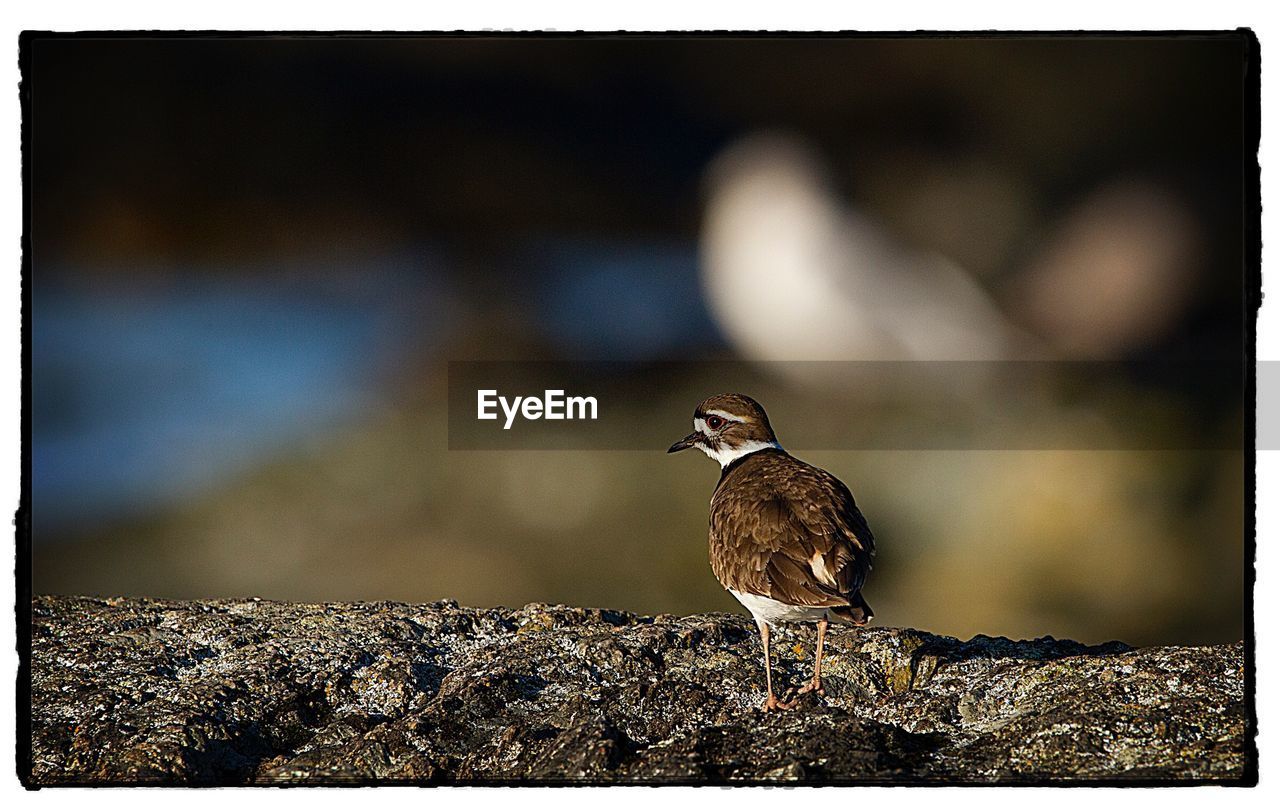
{"left": 729, "top": 589, "right": 832, "bottom": 628}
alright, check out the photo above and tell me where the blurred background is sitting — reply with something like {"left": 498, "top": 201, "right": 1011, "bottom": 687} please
{"left": 28, "top": 35, "right": 1249, "bottom": 646}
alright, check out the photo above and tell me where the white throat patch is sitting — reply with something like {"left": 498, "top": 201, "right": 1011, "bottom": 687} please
{"left": 698, "top": 439, "right": 781, "bottom": 468}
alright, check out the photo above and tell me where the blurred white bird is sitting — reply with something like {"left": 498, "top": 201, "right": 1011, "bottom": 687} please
{"left": 699, "top": 133, "right": 1035, "bottom": 364}
{"left": 700, "top": 133, "right": 1202, "bottom": 368}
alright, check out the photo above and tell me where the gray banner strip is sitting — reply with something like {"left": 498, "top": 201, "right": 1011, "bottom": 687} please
{"left": 1257, "top": 359, "right": 1275, "bottom": 450}
{"left": 448, "top": 360, "right": 1248, "bottom": 451}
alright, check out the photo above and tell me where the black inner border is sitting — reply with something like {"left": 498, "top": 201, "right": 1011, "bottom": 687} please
{"left": 14, "top": 28, "right": 1261, "bottom": 789}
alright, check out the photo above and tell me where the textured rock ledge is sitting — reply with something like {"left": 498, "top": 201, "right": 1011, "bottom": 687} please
{"left": 28, "top": 595, "right": 1251, "bottom": 785}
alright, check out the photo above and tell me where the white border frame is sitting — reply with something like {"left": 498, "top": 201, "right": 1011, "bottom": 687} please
{"left": 3, "top": 1, "right": 1273, "bottom": 806}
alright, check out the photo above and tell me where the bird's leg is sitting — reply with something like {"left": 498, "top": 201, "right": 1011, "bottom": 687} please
{"left": 758, "top": 621, "right": 783, "bottom": 711}
{"left": 794, "top": 618, "right": 828, "bottom": 697}
{"left": 782, "top": 619, "right": 828, "bottom": 707}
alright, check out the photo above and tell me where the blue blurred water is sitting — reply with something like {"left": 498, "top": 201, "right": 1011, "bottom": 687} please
{"left": 532, "top": 239, "right": 721, "bottom": 360}
{"left": 31, "top": 239, "right": 719, "bottom": 537}
{"left": 32, "top": 254, "right": 447, "bottom": 535}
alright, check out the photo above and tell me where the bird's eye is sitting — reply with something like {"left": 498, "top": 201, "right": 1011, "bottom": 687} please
{"left": 706, "top": 416, "right": 725, "bottom": 430}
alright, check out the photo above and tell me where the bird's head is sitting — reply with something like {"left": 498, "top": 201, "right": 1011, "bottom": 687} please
{"left": 667, "top": 393, "right": 780, "bottom": 468}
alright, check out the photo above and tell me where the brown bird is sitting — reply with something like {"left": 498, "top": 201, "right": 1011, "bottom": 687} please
{"left": 668, "top": 393, "right": 875, "bottom": 711}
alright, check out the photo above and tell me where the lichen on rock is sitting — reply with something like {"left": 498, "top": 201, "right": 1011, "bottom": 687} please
{"left": 27, "top": 596, "right": 1252, "bottom": 785}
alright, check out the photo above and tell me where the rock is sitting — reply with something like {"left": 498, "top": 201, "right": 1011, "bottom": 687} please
{"left": 26, "top": 596, "right": 1253, "bottom": 785}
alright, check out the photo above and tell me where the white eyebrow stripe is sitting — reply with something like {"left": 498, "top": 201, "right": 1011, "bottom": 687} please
{"left": 705, "top": 409, "right": 744, "bottom": 422}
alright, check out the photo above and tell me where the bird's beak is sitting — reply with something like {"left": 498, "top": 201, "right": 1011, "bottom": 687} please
{"left": 667, "top": 432, "right": 699, "bottom": 453}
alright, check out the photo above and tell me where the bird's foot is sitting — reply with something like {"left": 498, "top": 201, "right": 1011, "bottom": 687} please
{"left": 794, "top": 678, "right": 824, "bottom": 697}
{"left": 778, "top": 679, "right": 825, "bottom": 709}
{"left": 759, "top": 693, "right": 786, "bottom": 712}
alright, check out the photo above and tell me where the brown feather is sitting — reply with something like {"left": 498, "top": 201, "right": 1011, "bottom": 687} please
{"left": 708, "top": 447, "right": 875, "bottom": 615}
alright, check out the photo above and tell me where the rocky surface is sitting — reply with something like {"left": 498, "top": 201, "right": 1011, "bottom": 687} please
{"left": 27, "top": 596, "right": 1252, "bottom": 785}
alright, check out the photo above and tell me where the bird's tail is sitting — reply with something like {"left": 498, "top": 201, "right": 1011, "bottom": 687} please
{"left": 831, "top": 592, "right": 873, "bottom": 626}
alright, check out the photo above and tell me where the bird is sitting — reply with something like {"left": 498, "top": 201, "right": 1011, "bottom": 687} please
{"left": 668, "top": 393, "right": 875, "bottom": 711}
{"left": 700, "top": 133, "right": 1032, "bottom": 369}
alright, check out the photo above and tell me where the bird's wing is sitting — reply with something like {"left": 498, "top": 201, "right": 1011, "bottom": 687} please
{"left": 710, "top": 463, "right": 874, "bottom": 608}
